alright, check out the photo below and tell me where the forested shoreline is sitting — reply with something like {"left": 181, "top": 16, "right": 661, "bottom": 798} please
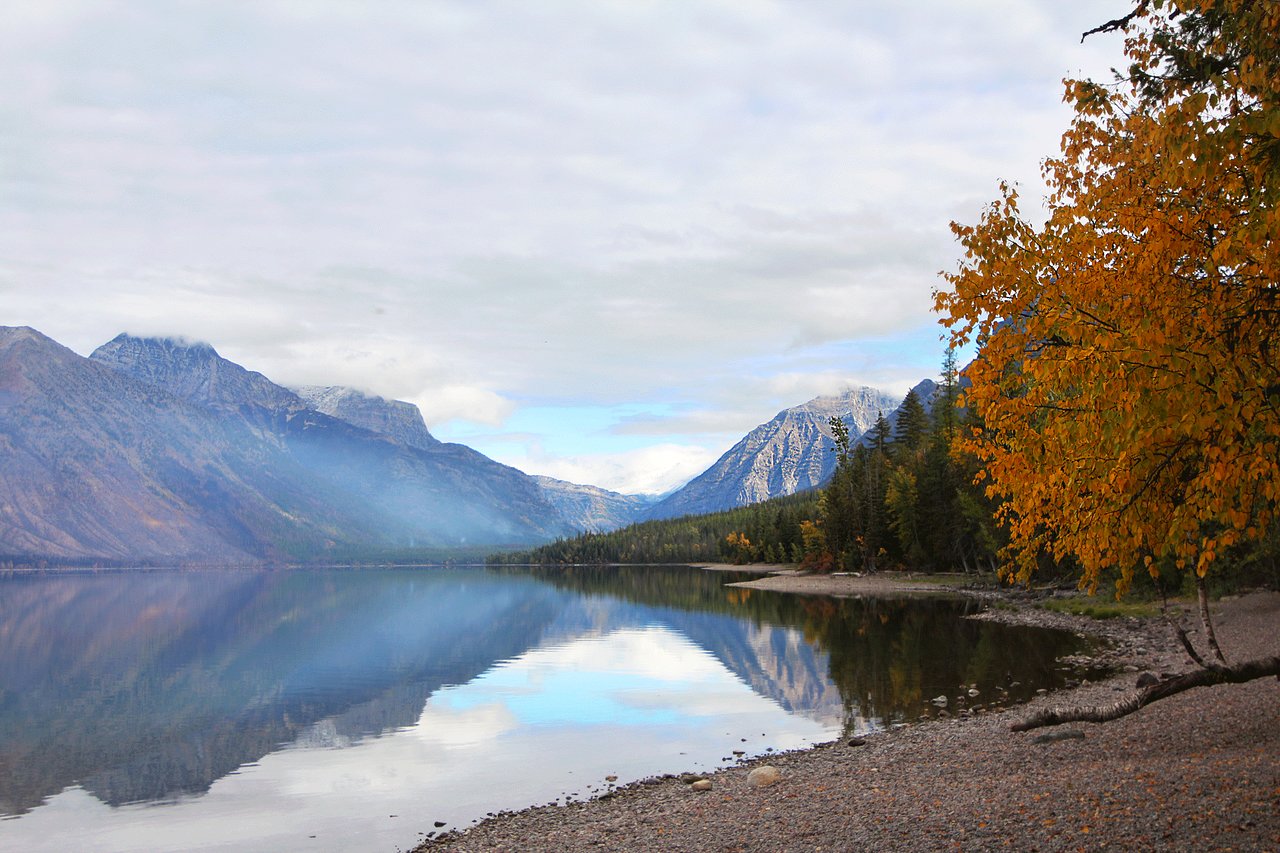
{"left": 496, "top": 341, "right": 1278, "bottom": 596}
{"left": 492, "top": 353, "right": 1005, "bottom": 575}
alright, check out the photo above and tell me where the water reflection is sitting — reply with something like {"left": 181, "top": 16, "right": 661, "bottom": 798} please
{"left": 0, "top": 568, "right": 561, "bottom": 816}
{"left": 516, "top": 564, "right": 1093, "bottom": 725}
{"left": 0, "top": 566, "right": 1097, "bottom": 852}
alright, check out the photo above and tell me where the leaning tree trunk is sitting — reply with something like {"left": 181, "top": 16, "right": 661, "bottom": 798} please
{"left": 1012, "top": 577, "right": 1278, "bottom": 732}
{"left": 1196, "top": 575, "right": 1228, "bottom": 665}
{"left": 1011, "top": 655, "right": 1280, "bottom": 731}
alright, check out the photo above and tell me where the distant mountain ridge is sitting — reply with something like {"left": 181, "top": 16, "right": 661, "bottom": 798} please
{"left": 91, "top": 334, "right": 304, "bottom": 414}
{"left": 531, "top": 476, "right": 656, "bottom": 534}
{"left": 0, "top": 327, "right": 572, "bottom": 565}
{"left": 643, "top": 382, "right": 936, "bottom": 521}
{"left": 292, "top": 386, "right": 657, "bottom": 534}
{"left": 2, "top": 327, "right": 330, "bottom": 564}
{"left": 0, "top": 324, "right": 948, "bottom": 562}
{"left": 294, "top": 385, "right": 440, "bottom": 451}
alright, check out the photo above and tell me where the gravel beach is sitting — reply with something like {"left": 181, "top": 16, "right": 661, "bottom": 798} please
{"left": 412, "top": 580, "right": 1280, "bottom": 852}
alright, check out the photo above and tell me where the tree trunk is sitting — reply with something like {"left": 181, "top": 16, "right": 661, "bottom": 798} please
{"left": 1011, "top": 655, "right": 1280, "bottom": 731}
{"left": 1196, "top": 574, "right": 1228, "bottom": 665}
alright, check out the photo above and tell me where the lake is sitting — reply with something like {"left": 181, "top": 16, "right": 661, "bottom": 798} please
{"left": 0, "top": 565, "right": 1099, "bottom": 851}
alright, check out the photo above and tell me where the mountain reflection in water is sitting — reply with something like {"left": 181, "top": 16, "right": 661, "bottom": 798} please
{"left": 0, "top": 566, "right": 1095, "bottom": 852}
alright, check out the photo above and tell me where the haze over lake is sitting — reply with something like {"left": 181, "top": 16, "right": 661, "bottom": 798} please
{"left": 0, "top": 566, "right": 1096, "bottom": 851}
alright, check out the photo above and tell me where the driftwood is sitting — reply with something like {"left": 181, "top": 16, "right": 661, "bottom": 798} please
{"left": 1012, "top": 654, "right": 1280, "bottom": 732}
{"left": 1013, "top": 575, "right": 1275, "bottom": 732}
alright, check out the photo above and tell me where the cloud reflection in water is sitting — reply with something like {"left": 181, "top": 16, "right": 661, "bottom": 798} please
{"left": 4, "top": 625, "right": 834, "bottom": 853}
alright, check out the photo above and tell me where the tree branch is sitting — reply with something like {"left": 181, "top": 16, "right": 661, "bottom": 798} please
{"left": 1164, "top": 611, "right": 1212, "bottom": 669}
{"left": 1011, "top": 655, "right": 1280, "bottom": 731}
{"left": 1081, "top": 2, "right": 1148, "bottom": 43}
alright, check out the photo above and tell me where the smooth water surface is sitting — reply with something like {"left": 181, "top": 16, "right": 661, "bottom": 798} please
{"left": 0, "top": 566, "right": 1096, "bottom": 851}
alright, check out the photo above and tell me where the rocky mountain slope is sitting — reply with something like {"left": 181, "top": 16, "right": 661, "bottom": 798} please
{"left": 1, "top": 327, "right": 336, "bottom": 564}
{"left": 292, "top": 386, "right": 652, "bottom": 533}
{"left": 294, "top": 385, "right": 440, "bottom": 451}
{"left": 644, "top": 383, "right": 935, "bottom": 521}
{"left": 0, "top": 327, "right": 570, "bottom": 565}
{"left": 288, "top": 383, "right": 651, "bottom": 534}
{"left": 531, "top": 476, "right": 654, "bottom": 533}
{"left": 91, "top": 334, "right": 302, "bottom": 414}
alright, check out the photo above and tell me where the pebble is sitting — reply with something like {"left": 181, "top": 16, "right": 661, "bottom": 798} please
{"left": 690, "top": 780, "right": 712, "bottom": 792}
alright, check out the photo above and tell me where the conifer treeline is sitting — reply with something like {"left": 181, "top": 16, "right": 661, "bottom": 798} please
{"left": 489, "top": 491, "right": 822, "bottom": 566}
{"left": 814, "top": 351, "right": 1000, "bottom": 573}
{"left": 494, "top": 354, "right": 1003, "bottom": 572}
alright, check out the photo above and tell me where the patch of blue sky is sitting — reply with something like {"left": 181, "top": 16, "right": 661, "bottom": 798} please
{"left": 438, "top": 401, "right": 693, "bottom": 457}
{"left": 758, "top": 321, "right": 975, "bottom": 389}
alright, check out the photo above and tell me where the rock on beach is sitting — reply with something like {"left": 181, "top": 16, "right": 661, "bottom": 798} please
{"left": 745, "top": 765, "right": 780, "bottom": 788}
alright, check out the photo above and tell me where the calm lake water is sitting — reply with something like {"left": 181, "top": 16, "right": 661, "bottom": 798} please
{"left": 0, "top": 565, "right": 1098, "bottom": 852}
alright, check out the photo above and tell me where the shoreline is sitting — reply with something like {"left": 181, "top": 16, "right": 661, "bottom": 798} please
{"left": 414, "top": 574, "right": 1280, "bottom": 851}
{"left": 698, "top": 563, "right": 976, "bottom": 597}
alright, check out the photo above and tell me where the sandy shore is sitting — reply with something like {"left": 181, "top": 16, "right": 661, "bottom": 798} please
{"left": 691, "top": 563, "right": 981, "bottom": 596}
{"left": 686, "top": 562, "right": 798, "bottom": 573}
{"left": 413, "top": 579, "right": 1280, "bottom": 852}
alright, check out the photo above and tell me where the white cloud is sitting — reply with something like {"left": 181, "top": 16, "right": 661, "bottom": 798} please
{"left": 0, "top": 0, "right": 1125, "bottom": 485}
{"left": 407, "top": 385, "right": 516, "bottom": 428}
{"left": 510, "top": 443, "right": 719, "bottom": 496}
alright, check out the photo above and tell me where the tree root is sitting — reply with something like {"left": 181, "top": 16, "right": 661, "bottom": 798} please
{"left": 1011, "top": 655, "right": 1280, "bottom": 731}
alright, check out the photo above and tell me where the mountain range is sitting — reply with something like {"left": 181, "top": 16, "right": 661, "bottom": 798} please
{"left": 0, "top": 325, "right": 934, "bottom": 564}
{"left": 642, "top": 384, "right": 932, "bottom": 520}
{"left": 0, "top": 327, "right": 571, "bottom": 564}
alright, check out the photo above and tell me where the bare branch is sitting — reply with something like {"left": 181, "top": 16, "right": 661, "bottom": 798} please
{"left": 1081, "top": 2, "right": 1149, "bottom": 43}
{"left": 1164, "top": 611, "right": 1212, "bottom": 669}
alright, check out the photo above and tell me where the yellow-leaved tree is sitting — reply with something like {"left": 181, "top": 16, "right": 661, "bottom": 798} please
{"left": 936, "top": 0, "right": 1280, "bottom": 728}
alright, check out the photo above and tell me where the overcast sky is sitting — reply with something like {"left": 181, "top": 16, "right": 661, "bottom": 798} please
{"left": 1, "top": 1, "right": 1123, "bottom": 494}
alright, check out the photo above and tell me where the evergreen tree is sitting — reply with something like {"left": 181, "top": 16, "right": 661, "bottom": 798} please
{"left": 892, "top": 389, "right": 929, "bottom": 458}
{"left": 854, "top": 416, "right": 892, "bottom": 572}
{"left": 886, "top": 389, "right": 930, "bottom": 566}
{"left": 936, "top": 348, "right": 960, "bottom": 443}
{"left": 867, "top": 411, "right": 892, "bottom": 453}
{"left": 821, "top": 417, "right": 857, "bottom": 563}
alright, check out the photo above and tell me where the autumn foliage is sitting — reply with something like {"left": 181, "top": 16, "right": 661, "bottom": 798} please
{"left": 937, "top": 1, "right": 1280, "bottom": 596}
